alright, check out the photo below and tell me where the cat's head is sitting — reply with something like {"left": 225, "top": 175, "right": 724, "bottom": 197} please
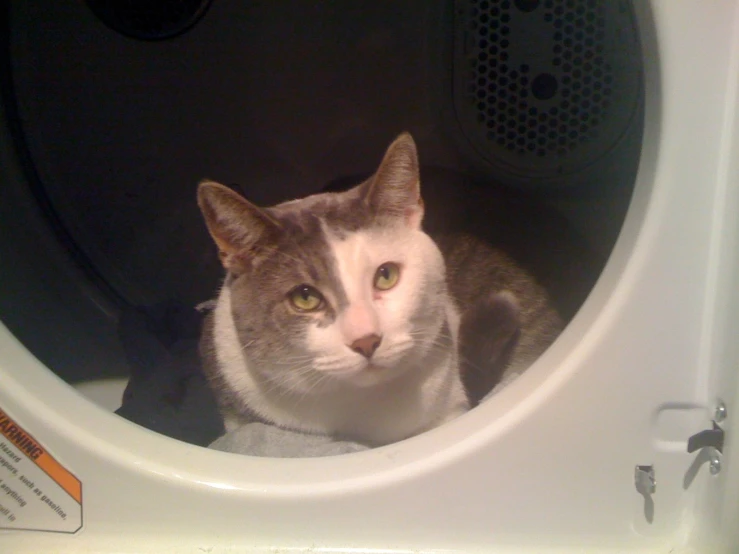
{"left": 198, "top": 133, "right": 450, "bottom": 391}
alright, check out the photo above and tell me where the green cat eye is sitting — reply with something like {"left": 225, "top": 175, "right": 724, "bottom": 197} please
{"left": 288, "top": 285, "right": 324, "bottom": 312}
{"left": 374, "top": 262, "right": 400, "bottom": 291}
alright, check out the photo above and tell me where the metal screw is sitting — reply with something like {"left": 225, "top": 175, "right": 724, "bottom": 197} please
{"left": 709, "top": 451, "right": 722, "bottom": 476}
{"left": 715, "top": 401, "right": 727, "bottom": 423}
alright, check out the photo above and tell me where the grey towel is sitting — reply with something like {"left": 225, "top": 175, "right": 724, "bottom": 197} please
{"left": 207, "top": 371, "right": 520, "bottom": 456}
{"left": 209, "top": 423, "right": 369, "bottom": 457}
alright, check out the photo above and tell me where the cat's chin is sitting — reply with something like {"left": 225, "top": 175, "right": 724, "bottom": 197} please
{"left": 325, "top": 362, "right": 406, "bottom": 388}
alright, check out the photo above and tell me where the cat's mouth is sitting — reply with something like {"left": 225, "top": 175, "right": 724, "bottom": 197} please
{"left": 310, "top": 341, "right": 414, "bottom": 386}
{"left": 319, "top": 357, "right": 408, "bottom": 388}
{"left": 324, "top": 361, "right": 381, "bottom": 376}
{"left": 334, "top": 368, "right": 392, "bottom": 388}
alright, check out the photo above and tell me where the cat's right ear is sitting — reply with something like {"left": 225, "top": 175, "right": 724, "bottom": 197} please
{"left": 197, "top": 180, "right": 280, "bottom": 271}
{"left": 363, "top": 132, "right": 424, "bottom": 229}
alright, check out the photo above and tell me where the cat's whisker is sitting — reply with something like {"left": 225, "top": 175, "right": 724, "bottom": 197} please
{"left": 408, "top": 326, "right": 455, "bottom": 340}
{"left": 240, "top": 339, "right": 257, "bottom": 352}
{"left": 275, "top": 354, "right": 318, "bottom": 366}
{"left": 377, "top": 343, "right": 411, "bottom": 359}
{"left": 314, "top": 360, "right": 350, "bottom": 372}
{"left": 456, "top": 353, "right": 488, "bottom": 375}
{"left": 409, "top": 327, "right": 505, "bottom": 375}
{"left": 296, "top": 371, "right": 333, "bottom": 402}
{"left": 258, "top": 374, "right": 290, "bottom": 397}
{"left": 269, "top": 352, "right": 325, "bottom": 369}
{"left": 292, "top": 364, "right": 338, "bottom": 399}
{"left": 258, "top": 360, "right": 319, "bottom": 394}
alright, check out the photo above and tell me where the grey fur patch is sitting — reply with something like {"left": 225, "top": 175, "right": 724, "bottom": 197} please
{"left": 437, "top": 232, "right": 564, "bottom": 383}
{"left": 267, "top": 184, "right": 373, "bottom": 237}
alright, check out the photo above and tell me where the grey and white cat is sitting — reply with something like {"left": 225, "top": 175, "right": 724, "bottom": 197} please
{"left": 198, "top": 133, "right": 562, "bottom": 446}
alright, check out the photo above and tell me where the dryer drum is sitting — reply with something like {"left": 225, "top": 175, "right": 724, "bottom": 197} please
{"left": 2, "top": 0, "right": 640, "bottom": 440}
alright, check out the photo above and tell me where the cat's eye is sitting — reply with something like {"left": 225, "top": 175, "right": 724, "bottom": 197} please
{"left": 374, "top": 262, "right": 400, "bottom": 291}
{"left": 288, "top": 285, "right": 324, "bottom": 312}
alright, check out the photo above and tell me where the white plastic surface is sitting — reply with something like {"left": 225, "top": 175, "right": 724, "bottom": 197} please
{"left": 1, "top": 1, "right": 739, "bottom": 552}
{"left": 72, "top": 379, "right": 127, "bottom": 412}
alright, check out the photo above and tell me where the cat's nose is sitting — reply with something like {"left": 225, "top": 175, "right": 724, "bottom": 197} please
{"left": 349, "top": 334, "right": 382, "bottom": 359}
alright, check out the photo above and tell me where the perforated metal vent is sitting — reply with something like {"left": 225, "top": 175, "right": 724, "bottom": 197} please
{"left": 468, "top": 0, "right": 613, "bottom": 157}
{"left": 86, "top": 0, "right": 212, "bottom": 41}
{"left": 453, "top": 0, "right": 642, "bottom": 185}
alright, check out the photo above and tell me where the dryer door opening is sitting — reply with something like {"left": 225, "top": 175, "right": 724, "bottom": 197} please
{"left": 1, "top": 0, "right": 641, "bottom": 450}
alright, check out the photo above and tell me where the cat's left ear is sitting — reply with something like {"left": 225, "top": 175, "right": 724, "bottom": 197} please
{"left": 363, "top": 132, "right": 424, "bottom": 229}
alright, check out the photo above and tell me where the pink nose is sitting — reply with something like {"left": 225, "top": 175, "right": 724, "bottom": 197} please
{"left": 349, "top": 334, "right": 382, "bottom": 359}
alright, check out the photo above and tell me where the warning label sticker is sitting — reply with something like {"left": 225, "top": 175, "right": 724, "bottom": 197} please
{"left": 0, "top": 407, "right": 82, "bottom": 533}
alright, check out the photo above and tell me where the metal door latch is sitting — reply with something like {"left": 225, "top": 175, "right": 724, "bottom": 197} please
{"left": 686, "top": 401, "right": 727, "bottom": 475}
{"left": 687, "top": 421, "right": 724, "bottom": 454}
{"left": 635, "top": 465, "right": 656, "bottom": 495}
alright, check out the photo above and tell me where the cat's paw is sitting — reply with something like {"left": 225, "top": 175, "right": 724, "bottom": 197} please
{"left": 459, "top": 290, "right": 521, "bottom": 406}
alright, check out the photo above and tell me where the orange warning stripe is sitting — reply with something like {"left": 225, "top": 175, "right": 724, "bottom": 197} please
{"left": 0, "top": 407, "right": 81, "bottom": 504}
{"left": 34, "top": 451, "right": 82, "bottom": 504}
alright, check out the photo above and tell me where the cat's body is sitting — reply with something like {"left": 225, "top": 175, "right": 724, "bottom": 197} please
{"left": 439, "top": 234, "right": 563, "bottom": 404}
{"left": 198, "top": 134, "right": 562, "bottom": 446}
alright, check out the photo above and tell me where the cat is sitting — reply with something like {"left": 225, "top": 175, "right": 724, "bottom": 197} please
{"left": 197, "top": 133, "right": 563, "bottom": 446}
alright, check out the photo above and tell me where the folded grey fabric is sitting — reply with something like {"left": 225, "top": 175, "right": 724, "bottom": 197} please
{"left": 209, "top": 422, "right": 370, "bottom": 457}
